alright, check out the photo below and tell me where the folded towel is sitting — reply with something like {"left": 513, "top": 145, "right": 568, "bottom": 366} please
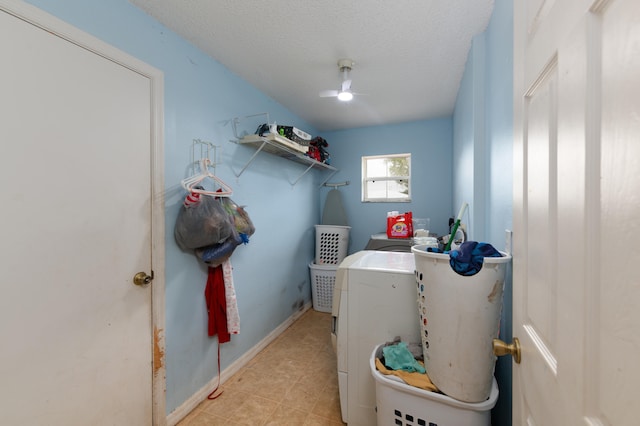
{"left": 449, "top": 241, "right": 502, "bottom": 276}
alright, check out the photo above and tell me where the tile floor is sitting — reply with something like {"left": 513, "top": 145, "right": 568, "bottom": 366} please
{"left": 177, "top": 308, "right": 346, "bottom": 426}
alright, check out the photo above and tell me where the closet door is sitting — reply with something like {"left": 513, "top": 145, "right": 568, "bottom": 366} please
{"left": 0, "top": 4, "right": 163, "bottom": 425}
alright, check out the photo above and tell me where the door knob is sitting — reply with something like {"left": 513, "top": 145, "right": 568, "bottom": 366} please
{"left": 133, "top": 271, "right": 154, "bottom": 286}
{"left": 493, "top": 337, "right": 521, "bottom": 364}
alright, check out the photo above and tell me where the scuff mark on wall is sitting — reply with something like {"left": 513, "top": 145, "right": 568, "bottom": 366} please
{"left": 291, "top": 299, "right": 304, "bottom": 311}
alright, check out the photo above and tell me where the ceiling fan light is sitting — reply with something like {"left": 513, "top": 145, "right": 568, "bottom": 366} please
{"left": 337, "top": 91, "right": 353, "bottom": 102}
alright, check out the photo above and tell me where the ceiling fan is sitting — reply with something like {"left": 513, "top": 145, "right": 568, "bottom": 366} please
{"left": 319, "top": 59, "right": 358, "bottom": 102}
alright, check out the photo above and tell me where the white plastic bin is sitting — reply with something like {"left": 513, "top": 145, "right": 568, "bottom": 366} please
{"left": 412, "top": 245, "right": 511, "bottom": 403}
{"left": 315, "top": 225, "right": 350, "bottom": 265}
{"left": 309, "top": 262, "right": 337, "bottom": 313}
{"left": 370, "top": 345, "right": 498, "bottom": 426}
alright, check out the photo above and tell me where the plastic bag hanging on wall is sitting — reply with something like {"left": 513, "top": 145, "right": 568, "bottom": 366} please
{"left": 220, "top": 197, "right": 255, "bottom": 241}
{"left": 174, "top": 188, "right": 235, "bottom": 251}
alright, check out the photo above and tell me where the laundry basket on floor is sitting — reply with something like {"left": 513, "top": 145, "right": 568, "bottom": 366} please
{"left": 309, "top": 262, "right": 337, "bottom": 313}
{"left": 370, "top": 344, "right": 498, "bottom": 426}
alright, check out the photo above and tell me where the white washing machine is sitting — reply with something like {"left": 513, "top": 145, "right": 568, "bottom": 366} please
{"left": 331, "top": 250, "right": 421, "bottom": 425}
{"left": 364, "top": 232, "right": 414, "bottom": 252}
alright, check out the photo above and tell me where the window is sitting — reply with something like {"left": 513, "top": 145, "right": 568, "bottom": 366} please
{"left": 362, "top": 153, "right": 411, "bottom": 202}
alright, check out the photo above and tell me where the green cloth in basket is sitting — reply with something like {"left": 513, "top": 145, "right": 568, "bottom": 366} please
{"left": 382, "top": 342, "right": 426, "bottom": 374}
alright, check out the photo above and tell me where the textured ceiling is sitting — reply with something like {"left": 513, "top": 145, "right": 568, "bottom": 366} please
{"left": 129, "top": 0, "right": 494, "bottom": 131}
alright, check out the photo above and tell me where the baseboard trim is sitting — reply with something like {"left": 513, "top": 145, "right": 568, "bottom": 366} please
{"left": 166, "top": 302, "right": 312, "bottom": 425}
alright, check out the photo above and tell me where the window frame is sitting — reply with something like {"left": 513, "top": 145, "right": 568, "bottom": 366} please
{"left": 361, "top": 153, "right": 412, "bottom": 203}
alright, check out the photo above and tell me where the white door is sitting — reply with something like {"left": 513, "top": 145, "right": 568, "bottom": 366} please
{"left": 0, "top": 3, "right": 164, "bottom": 425}
{"left": 513, "top": 0, "right": 640, "bottom": 424}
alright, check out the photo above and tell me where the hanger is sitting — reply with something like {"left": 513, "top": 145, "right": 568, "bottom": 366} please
{"left": 181, "top": 158, "right": 233, "bottom": 197}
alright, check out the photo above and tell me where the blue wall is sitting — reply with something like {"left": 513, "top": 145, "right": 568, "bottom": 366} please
{"left": 321, "top": 119, "right": 454, "bottom": 252}
{"left": 24, "top": 0, "right": 513, "bottom": 423}
{"left": 452, "top": 42, "right": 479, "bottom": 237}
{"left": 452, "top": 0, "right": 513, "bottom": 424}
{"left": 25, "top": 0, "right": 327, "bottom": 414}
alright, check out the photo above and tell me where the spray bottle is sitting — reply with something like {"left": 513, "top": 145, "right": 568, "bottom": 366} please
{"left": 443, "top": 202, "right": 468, "bottom": 252}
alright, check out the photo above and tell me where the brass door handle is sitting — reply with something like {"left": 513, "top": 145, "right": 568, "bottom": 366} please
{"left": 493, "top": 337, "right": 521, "bottom": 364}
{"left": 133, "top": 271, "right": 154, "bottom": 286}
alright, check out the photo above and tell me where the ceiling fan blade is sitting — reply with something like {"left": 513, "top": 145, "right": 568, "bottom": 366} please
{"left": 341, "top": 79, "right": 352, "bottom": 92}
{"left": 319, "top": 90, "right": 339, "bottom": 97}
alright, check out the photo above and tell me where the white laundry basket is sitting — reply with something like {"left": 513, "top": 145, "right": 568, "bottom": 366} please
{"left": 314, "top": 225, "right": 350, "bottom": 265}
{"left": 412, "top": 245, "right": 511, "bottom": 403}
{"left": 308, "top": 262, "right": 337, "bottom": 313}
{"left": 370, "top": 345, "right": 498, "bottom": 426}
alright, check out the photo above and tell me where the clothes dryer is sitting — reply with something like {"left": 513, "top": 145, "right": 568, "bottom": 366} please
{"left": 331, "top": 250, "right": 420, "bottom": 425}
